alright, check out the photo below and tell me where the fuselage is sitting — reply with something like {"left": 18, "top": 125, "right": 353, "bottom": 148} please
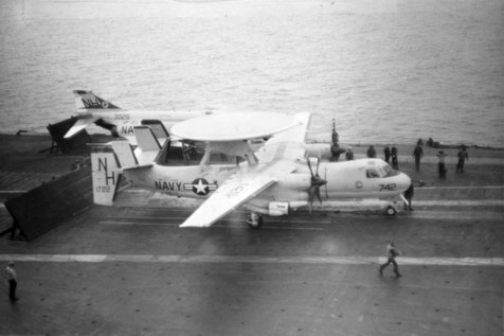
{"left": 123, "top": 158, "right": 411, "bottom": 213}
{"left": 82, "top": 109, "right": 216, "bottom": 144}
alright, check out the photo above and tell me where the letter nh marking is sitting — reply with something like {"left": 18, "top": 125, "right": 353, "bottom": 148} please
{"left": 98, "top": 157, "right": 115, "bottom": 186}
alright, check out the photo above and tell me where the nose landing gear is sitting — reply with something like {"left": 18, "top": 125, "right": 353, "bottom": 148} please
{"left": 385, "top": 205, "right": 397, "bottom": 216}
{"left": 247, "top": 212, "right": 264, "bottom": 229}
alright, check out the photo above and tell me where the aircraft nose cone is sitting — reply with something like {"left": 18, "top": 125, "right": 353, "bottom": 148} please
{"left": 399, "top": 173, "right": 412, "bottom": 191}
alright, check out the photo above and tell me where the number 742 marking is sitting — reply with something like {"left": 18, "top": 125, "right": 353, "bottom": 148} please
{"left": 379, "top": 183, "right": 397, "bottom": 191}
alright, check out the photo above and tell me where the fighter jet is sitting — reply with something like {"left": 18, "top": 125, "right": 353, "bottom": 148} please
{"left": 64, "top": 90, "right": 216, "bottom": 145}
{"left": 90, "top": 112, "right": 412, "bottom": 228}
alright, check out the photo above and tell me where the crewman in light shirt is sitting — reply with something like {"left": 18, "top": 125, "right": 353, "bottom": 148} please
{"left": 5, "top": 261, "right": 19, "bottom": 302}
{"left": 379, "top": 242, "right": 402, "bottom": 278}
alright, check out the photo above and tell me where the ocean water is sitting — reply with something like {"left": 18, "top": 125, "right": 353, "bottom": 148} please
{"left": 0, "top": 0, "right": 503, "bottom": 147}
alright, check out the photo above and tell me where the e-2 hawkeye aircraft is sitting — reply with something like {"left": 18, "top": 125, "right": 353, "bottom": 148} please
{"left": 90, "top": 112, "right": 412, "bottom": 228}
{"left": 64, "top": 90, "right": 217, "bottom": 145}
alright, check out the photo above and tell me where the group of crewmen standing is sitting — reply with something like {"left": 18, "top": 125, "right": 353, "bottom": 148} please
{"left": 364, "top": 140, "right": 469, "bottom": 179}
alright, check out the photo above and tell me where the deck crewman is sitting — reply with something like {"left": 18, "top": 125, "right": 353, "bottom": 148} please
{"left": 5, "top": 261, "right": 19, "bottom": 302}
{"left": 379, "top": 242, "right": 402, "bottom": 278}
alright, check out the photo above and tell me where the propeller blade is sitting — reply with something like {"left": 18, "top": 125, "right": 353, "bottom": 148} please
{"left": 324, "top": 166, "right": 328, "bottom": 199}
{"left": 307, "top": 157, "right": 314, "bottom": 176}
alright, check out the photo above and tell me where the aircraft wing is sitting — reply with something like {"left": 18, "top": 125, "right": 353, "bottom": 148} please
{"left": 179, "top": 160, "right": 296, "bottom": 228}
{"left": 64, "top": 117, "right": 96, "bottom": 138}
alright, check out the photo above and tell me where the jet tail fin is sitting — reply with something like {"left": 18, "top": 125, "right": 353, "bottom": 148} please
{"left": 66, "top": 90, "right": 121, "bottom": 139}
{"left": 73, "top": 90, "right": 120, "bottom": 110}
{"left": 90, "top": 144, "right": 122, "bottom": 206}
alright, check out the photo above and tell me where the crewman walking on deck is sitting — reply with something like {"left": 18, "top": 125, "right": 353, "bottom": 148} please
{"left": 379, "top": 242, "right": 402, "bottom": 278}
{"left": 456, "top": 145, "right": 469, "bottom": 173}
{"left": 5, "top": 261, "right": 19, "bottom": 302}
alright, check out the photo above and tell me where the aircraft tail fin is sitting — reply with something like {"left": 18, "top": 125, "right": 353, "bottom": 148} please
{"left": 135, "top": 126, "right": 162, "bottom": 152}
{"left": 133, "top": 126, "right": 164, "bottom": 165}
{"left": 109, "top": 140, "right": 138, "bottom": 169}
{"left": 73, "top": 90, "right": 120, "bottom": 110}
{"left": 90, "top": 144, "right": 122, "bottom": 206}
{"left": 140, "top": 120, "right": 170, "bottom": 146}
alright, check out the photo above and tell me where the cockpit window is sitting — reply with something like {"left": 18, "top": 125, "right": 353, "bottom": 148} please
{"left": 366, "top": 169, "right": 380, "bottom": 178}
{"left": 382, "top": 164, "right": 399, "bottom": 177}
{"left": 366, "top": 164, "right": 399, "bottom": 178}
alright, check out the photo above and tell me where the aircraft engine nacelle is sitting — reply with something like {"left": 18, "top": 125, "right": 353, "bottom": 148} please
{"left": 304, "top": 143, "right": 332, "bottom": 160}
{"left": 277, "top": 174, "right": 312, "bottom": 191}
{"left": 268, "top": 202, "right": 289, "bottom": 216}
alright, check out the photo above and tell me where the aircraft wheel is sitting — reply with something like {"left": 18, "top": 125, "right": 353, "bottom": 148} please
{"left": 385, "top": 206, "right": 397, "bottom": 216}
{"left": 248, "top": 214, "right": 263, "bottom": 229}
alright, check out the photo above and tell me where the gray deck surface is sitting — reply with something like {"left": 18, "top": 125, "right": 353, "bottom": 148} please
{"left": 0, "top": 134, "right": 503, "bottom": 336}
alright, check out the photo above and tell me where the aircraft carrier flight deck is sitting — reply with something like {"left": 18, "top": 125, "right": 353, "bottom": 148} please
{"left": 0, "top": 133, "right": 503, "bottom": 336}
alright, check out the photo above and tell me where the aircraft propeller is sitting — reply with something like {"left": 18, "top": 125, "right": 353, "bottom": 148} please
{"left": 307, "top": 157, "right": 327, "bottom": 212}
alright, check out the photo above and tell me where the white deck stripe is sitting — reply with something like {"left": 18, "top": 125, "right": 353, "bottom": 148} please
{"left": 99, "top": 220, "right": 324, "bottom": 230}
{"left": 353, "top": 155, "right": 504, "bottom": 165}
{"left": 418, "top": 185, "right": 504, "bottom": 190}
{"left": 413, "top": 200, "right": 504, "bottom": 206}
{"left": 0, "top": 254, "right": 503, "bottom": 266}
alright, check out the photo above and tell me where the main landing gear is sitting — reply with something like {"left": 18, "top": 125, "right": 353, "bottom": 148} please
{"left": 247, "top": 212, "right": 264, "bottom": 229}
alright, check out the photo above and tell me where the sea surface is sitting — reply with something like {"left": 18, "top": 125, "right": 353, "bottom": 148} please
{"left": 0, "top": 0, "right": 503, "bottom": 147}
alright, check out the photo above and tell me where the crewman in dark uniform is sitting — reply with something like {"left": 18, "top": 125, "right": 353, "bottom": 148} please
{"left": 345, "top": 146, "right": 354, "bottom": 160}
{"left": 437, "top": 150, "right": 447, "bottom": 179}
{"left": 5, "top": 261, "right": 19, "bottom": 302}
{"left": 367, "top": 145, "right": 376, "bottom": 158}
{"left": 403, "top": 183, "right": 414, "bottom": 211}
{"left": 384, "top": 145, "right": 391, "bottom": 163}
{"left": 456, "top": 145, "right": 469, "bottom": 173}
{"left": 413, "top": 142, "right": 423, "bottom": 172}
{"left": 379, "top": 242, "right": 402, "bottom": 278}
{"left": 330, "top": 121, "right": 345, "bottom": 161}
{"left": 391, "top": 146, "right": 399, "bottom": 169}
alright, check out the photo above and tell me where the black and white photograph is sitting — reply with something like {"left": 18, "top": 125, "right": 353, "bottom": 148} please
{"left": 1, "top": 0, "right": 503, "bottom": 335}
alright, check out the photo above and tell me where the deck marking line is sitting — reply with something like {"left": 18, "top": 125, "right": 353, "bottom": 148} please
{"left": 413, "top": 200, "right": 504, "bottom": 206}
{"left": 0, "top": 254, "right": 503, "bottom": 266}
{"left": 99, "top": 220, "right": 324, "bottom": 231}
{"left": 418, "top": 185, "right": 504, "bottom": 190}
